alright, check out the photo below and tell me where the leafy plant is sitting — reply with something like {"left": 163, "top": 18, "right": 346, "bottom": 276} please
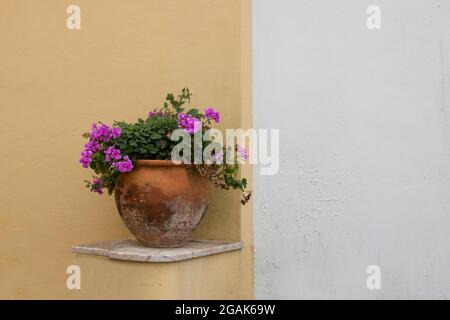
{"left": 80, "top": 88, "right": 251, "bottom": 205}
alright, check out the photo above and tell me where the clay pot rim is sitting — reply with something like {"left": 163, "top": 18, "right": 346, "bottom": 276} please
{"left": 135, "top": 160, "right": 191, "bottom": 167}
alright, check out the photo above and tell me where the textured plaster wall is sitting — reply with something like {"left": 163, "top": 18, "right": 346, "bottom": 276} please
{"left": 254, "top": 0, "right": 450, "bottom": 299}
{"left": 0, "top": 0, "right": 252, "bottom": 299}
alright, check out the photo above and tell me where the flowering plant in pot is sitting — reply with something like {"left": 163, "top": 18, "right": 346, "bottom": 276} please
{"left": 79, "top": 88, "right": 251, "bottom": 247}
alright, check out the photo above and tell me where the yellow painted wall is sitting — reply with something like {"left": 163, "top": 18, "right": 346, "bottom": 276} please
{"left": 0, "top": 0, "right": 252, "bottom": 299}
{"left": 73, "top": 251, "right": 243, "bottom": 300}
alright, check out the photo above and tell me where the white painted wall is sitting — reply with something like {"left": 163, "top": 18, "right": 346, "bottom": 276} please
{"left": 253, "top": 0, "right": 450, "bottom": 299}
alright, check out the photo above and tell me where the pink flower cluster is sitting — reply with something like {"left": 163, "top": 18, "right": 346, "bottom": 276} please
{"left": 79, "top": 123, "right": 122, "bottom": 168}
{"left": 177, "top": 113, "right": 202, "bottom": 134}
{"left": 90, "top": 123, "right": 121, "bottom": 142}
{"left": 104, "top": 146, "right": 122, "bottom": 162}
{"left": 111, "top": 155, "right": 133, "bottom": 173}
{"left": 91, "top": 176, "right": 104, "bottom": 195}
{"left": 80, "top": 149, "right": 94, "bottom": 168}
{"left": 205, "top": 107, "right": 220, "bottom": 123}
{"left": 79, "top": 123, "right": 133, "bottom": 173}
{"left": 104, "top": 146, "right": 133, "bottom": 173}
{"left": 237, "top": 145, "right": 249, "bottom": 161}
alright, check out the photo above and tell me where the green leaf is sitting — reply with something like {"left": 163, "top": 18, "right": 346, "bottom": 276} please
{"left": 150, "top": 133, "right": 162, "bottom": 139}
{"left": 224, "top": 166, "right": 236, "bottom": 175}
{"left": 187, "top": 109, "right": 199, "bottom": 116}
{"left": 166, "top": 93, "right": 175, "bottom": 102}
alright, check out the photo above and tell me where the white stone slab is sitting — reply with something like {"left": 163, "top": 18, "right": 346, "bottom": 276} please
{"left": 72, "top": 239, "right": 244, "bottom": 263}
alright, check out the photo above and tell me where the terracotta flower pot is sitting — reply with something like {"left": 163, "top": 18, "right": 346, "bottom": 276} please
{"left": 114, "top": 160, "right": 209, "bottom": 247}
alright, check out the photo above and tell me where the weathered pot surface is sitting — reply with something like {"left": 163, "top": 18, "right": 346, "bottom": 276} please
{"left": 114, "top": 160, "right": 209, "bottom": 247}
